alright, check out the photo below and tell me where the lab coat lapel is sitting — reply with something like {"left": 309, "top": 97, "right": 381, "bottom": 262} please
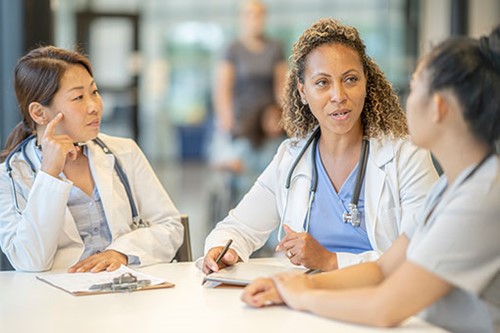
{"left": 87, "top": 141, "right": 115, "bottom": 229}
{"left": 364, "top": 138, "right": 394, "bottom": 248}
{"left": 285, "top": 143, "right": 314, "bottom": 232}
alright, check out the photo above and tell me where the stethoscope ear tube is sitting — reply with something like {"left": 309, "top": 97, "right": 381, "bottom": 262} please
{"left": 5, "top": 135, "right": 37, "bottom": 214}
{"left": 279, "top": 128, "right": 320, "bottom": 241}
{"left": 93, "top": 137, "right": 148, "bottom": 228}
{"left": 342, "top": 139, "right": 369, "bottom": 227}
{"left": 285, "top": 127, "right": 321, "bottom": 189}
{"left": 7, "top": 169, "right": 22, "bottom": 214}
{"left": 5, "top": 135, "right": 37, "bottom": 174}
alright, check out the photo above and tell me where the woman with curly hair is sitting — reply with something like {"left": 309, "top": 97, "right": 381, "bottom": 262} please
{"left": 243, "top": 25, "right": 500, "bottom": 333}
{"left": 201, "top": 18, "right": 437, "bottom": 274}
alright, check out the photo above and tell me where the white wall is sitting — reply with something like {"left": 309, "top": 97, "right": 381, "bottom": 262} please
{"left": 419, "top": 0, "right": 451, "bottom": 56}
{"left": 469, "top": 0, "right": 500, "bottom": 38}
{"left": 419, "top": 0, "right": 500, "bottom": 57}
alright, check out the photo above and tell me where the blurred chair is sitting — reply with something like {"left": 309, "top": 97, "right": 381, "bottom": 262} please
{"left": 172, "top": 214, "right": 193, "bottom": 262}
{"left": 1, "top": 251, "right": 14, "bottom": 271}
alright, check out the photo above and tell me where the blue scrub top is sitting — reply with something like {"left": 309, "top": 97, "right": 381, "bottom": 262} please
{"left": 307, "top": 142, "right": 373, "bottom": 254}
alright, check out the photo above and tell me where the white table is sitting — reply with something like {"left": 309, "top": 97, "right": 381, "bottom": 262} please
{"left": 0, "top": 260, "right": 449, "bottom": 333}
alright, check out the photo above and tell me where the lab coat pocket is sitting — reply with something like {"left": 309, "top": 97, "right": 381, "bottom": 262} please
{"left": 376, "top": 207, "right": 401, "bottom": 250}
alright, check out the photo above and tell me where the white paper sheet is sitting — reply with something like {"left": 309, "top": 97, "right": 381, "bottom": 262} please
{"left": 36, "top": 265, "right": 167, "bottom": 294}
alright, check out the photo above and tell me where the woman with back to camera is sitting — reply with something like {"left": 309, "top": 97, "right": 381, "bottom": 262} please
{"left": 242, "top": 26, "right": 500, "bottom": 333}
{"left": 0, "top": 46, "right": 183, "bottom": 272}
{"left": 201, "top": 18, "right": 438, "bottom": 274}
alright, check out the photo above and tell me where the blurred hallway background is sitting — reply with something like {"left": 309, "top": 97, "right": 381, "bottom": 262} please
{"left": 1, "top": 0, "right": 499, "bottom": 262}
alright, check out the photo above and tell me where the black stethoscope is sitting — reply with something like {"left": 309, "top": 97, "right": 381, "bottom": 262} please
{"left": 278, "top": 127, "right": 370, "bottom": 241}
{"left": 5, "top": 135, "right": 149, "bottom": 229}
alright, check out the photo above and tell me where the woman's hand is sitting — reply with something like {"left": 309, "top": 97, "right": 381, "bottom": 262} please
{"left": 276, "top": 225, "right": 338, "bottom": 271}
{"left": 272, "top": 272, "right": 313, "bottom": 311}
{"left": 202, "top": 246, "right": 240, "bottom": 274}
{"left": 241, "top": 277, "right": 284, "bottom": 307}
{"left": 67, "top": 250, "right": 127, "bottom": 273}
{"left": 40, "top": 113, "right": 80, "bottom": 178}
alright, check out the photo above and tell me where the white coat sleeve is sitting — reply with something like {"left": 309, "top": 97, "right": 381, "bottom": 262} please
{"left": 105, "top": 140, "right": 183, "bottom": 266}
{"left": 395, "top": 142, "right": 439, "bottom": 233}
{"left": 0, "top": 169, "right": 72, "bottom": 271}
{"left": 203, "top": 144, "right": 286, "bottom": 262}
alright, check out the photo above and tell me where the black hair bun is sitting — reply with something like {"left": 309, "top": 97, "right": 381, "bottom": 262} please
{"left": 479, "top": 25, "right": 500, "bottom": 72}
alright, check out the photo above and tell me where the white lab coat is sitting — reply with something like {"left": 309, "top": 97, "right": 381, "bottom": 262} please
{"left": 204, "top": 135, "right": 438, "bottom": 268}
{"left": 0, "top": 134, "right": 183, "bottom": 271}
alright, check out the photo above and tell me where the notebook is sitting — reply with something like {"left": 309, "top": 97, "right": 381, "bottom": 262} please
{"left": 202, "top": 262, "right": 307, "bottom": 286}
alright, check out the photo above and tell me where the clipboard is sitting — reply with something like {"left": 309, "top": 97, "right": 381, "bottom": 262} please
{"left": 202, "top": 262, "right": 307, "bottom": 286}
{"left": 36, "top": 265, "right": 174, "bottom": 296}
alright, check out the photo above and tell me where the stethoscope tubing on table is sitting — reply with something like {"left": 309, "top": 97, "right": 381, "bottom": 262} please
{"left": 5, "top": 135, "right": 148, "bottom": 229}
{"left": 278, "top": 128, "right": 369, "bottom": 241}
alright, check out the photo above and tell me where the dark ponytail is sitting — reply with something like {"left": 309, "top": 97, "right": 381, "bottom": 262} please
{"left": 0, "top": 122, "right": 33, "bottom": 162}
{"left": 0, "top": 46, "right": 93, "bottom": 163}
{"left": 479, "top": 27, "right": 500, "bottom": 72}
{"left": 424, "top": 25, "right": 500, "bottom": 148}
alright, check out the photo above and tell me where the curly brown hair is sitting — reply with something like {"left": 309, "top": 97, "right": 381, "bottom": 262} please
{"left": 282, "top": 18, "right": 408, "bottom": 139}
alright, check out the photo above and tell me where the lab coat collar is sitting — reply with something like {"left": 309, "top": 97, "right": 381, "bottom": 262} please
{"left": 280, "top": 135, "right": 316, "bottom": 232}
{"left": 13, "top": 139, "right": 84, "bottom": 247}
{"left": 364, "top": 137, "right": 397, "bottom": 249}
{"left": 285, "top": 135, "right": 315, "bottom": 185}
{"left": 86, "top": 136, "right": 116, "bottom": 232}
{"left": 368, "top": 137, "right": 395, "bottom": 167}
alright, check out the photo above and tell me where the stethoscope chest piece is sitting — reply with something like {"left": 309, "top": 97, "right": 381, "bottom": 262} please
{"left": 342, "top": 203, "right": 361, "bottom": 227}
{"left": 131, "top": 216, "right": 150, "bottom": 230}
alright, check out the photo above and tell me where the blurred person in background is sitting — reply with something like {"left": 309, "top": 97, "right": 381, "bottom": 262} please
{"left": 214, "top": 103, "right": 285, "bottom": 202}
{"left": 213, "top": 0, "right": 287, "bottom": 136}
{"left": 210, "top": 103, "right": 286, "bottom": 256}
{"left": 208, "top": 0, "right": 287, "bottom": 224}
